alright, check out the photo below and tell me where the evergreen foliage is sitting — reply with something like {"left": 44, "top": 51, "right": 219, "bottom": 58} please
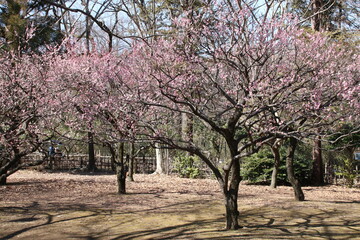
{"left": 0, "top": 0, "right": 63, "bottom": 52}
{"left": 328, "top": 124, "right": 360, "bottom": 187}
{"left": 241, "top": 143, "right": 313, "bottom": 185}
{"left": 174, "top": 155, "right": 202, "bottom": 179}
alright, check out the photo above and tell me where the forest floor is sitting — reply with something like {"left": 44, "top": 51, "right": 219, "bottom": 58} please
{"left": 1, "top": 170, "right": 360, "bottom": 240}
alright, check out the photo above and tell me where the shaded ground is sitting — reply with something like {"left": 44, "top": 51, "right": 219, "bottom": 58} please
{"left": 1, "top": 170, "right": 360, "bottom": 239}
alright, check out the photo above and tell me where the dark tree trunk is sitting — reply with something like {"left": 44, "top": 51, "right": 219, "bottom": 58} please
{"left": 116, "top": 142, "right": 126, "bottom": 194}
{"left": 0, "top": 159, "right": 7, "bottom": 185}
{"left": 223, "top": 155, "right": 241, "bottom": 230}
{"left": 84, "top": 0, "right": 96, "bottom": 173}
{"left": 270, "top": 145, "right": 280, "bottom": 188}
{"left": 0, "top": 153, "right": 21, "bottom": 185}
{"left": 286, "top": 137, "right": 305, "bottom": 201}
{"left": 312, "top": 0, "right": 324, "bottom": 31}
{"left": 49, "top": 156, "right": 54, "bottom": 170}
{"left": 107, "top": 143, "right": 116, "bottom": 172}
{"left": 87, "top": 131, "right": 96, "bottom": 172}
{"left": 85, "top": 0, "right": 91, "bottom": 53}
{"left": 0, "top": 174, "right": 7, "bottom": 185}
{"left": 127, "top": 142, "right": 135, "bottom": 182}
{"left": 311, "top": 136, "right": 324, "bottom": 185}
{"left": 224, "top": 189, "right": 240, "bottom": 230}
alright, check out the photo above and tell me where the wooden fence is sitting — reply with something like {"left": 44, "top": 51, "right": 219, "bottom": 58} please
{"left": 23, "top": 154, "right": 156, "bottom": 173}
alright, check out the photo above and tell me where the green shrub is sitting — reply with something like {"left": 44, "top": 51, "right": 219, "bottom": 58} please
{"left": 174, "top": 155, "right": 202, "bottom": 179}
{"left": 241, "top": 148, "right": 275, "bottom": 184}
{"left": 241, "top": 143, "right": 312, "bottom": 185}
{"left": 336, "top": 156, "right": 356, "bottom": 188}
{"left": 293, "top": 143, "right": 313, "bottom": 185}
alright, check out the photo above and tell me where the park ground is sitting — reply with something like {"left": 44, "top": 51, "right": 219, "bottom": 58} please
{"left": 1, "top": 170, "right": 360, "bottom": 240}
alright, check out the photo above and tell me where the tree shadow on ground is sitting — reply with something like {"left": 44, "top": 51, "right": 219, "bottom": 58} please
{"left": 105, "top": 206, "right": 360, "bottom": 240}
{"left": 3, "top": 180, "right": 57, "bottom": 186}
{"left": 1, "top": 200, "right": 360, "bottom": 240}
{"left": 41, "top": 169, "right": 115, "bottom": 176}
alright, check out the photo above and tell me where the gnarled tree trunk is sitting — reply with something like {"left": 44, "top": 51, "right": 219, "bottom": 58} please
{"left": 0, "top": 159, "right": 8, "bottom": 185}
{"left": 0, "top": 174, "right": 7, "bottom": 185}
{"left": 0, "top": 151, "right": 21, "bottom": 186}
{"left": 224, "top": 188, "right": 240, "bottom": 230}
{"left": 116, "top": 142, "right": 126, "bottom": 194}
{"left": 127, "top": 142, "right": 135, "bottom": 181}
{"left": 311, "top": 136, "right": 324, "bottom": 185}
{"left": 181, "top": 112, "right": 193, "bottom": 142}
{"left": 286, "top": 137, "right": 305, "bottom": 201}
{"left": 270, "top": 144, "right": 281, "bottom": 188}
{"left": 87, "top": 131, "right": 96, "bottom": 172}
{"left": 222, "top": 155, "right": 241, "bottom": 230}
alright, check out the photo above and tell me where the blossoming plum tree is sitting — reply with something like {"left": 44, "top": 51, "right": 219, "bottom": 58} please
{"left": 0, "top": 49, "right": 55, "bottom": 185}
{"left": 116, "top": 2, "right": 359, "bottom": 229}
{"left": 43, "top": 0, "right": 358, "bottom": 229}
{"left": 1, "top": 0, "right": 358, "bottom": 231}
{"left": 46, "top": 41, "right": 143, "bottom": 193}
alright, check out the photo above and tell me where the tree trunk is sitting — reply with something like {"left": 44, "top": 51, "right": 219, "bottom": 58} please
{"left": 223, "top": 155, "right": 241, "bottom": 230}
{"left": 195, "top": 136, "right": 242, "bottom": 230}
{"left": 286, "top": 137, "right": 305, "bottom": 201}
{"left": 181, "top": 112, "right": 194, "bottom": 157}
{"left": 224, "top": 189, "right": 240, "bottom": 230}
{"left": 87, "top": 131, "right": 96, "bottom": 172}
{"left": 49, "top": 155, "right": 54, "bottom": 170}
{"left": 0, "top": 154, "right": 21, "bottom": 185}
{"left": 84, "top": 0, "right": 96, "bottom": 173}
{"left": 181, "top": 112, "right": 193, "bottom": 142}
{"left": 311, "top": 0, "right": 326, "bottom": 185}
{"left": 85, "top": 0, "right": 91, "bottom": 53}
{"left": 311, "top": 136, "right": 324, "bottom": 185}
{"left": 109, "top": 145, "right": 116, "bottom": 172}
{"left": 153, "top": 142, "right": 163, "bottom": 174}
{"left": 0, "top": 159, "right": 5, "bottom": 185}
{"left": 116, "top": 142, "right": 126, "bottom": 194}
{"left": 312, "top": 0, "right": 324, "bottom": 31}
{"left": 0, "top": 174, "right": 7, "bottom": 185}
{"left": 270, "top": 145, "right": 281, "bottom": 188}
{"left": 127, "top": 142, "right": 135, "bottom": 181}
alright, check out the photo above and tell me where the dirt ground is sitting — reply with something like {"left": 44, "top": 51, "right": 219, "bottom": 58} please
{"left": 1, "top": 170, "right": 360, "bottom": 240}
